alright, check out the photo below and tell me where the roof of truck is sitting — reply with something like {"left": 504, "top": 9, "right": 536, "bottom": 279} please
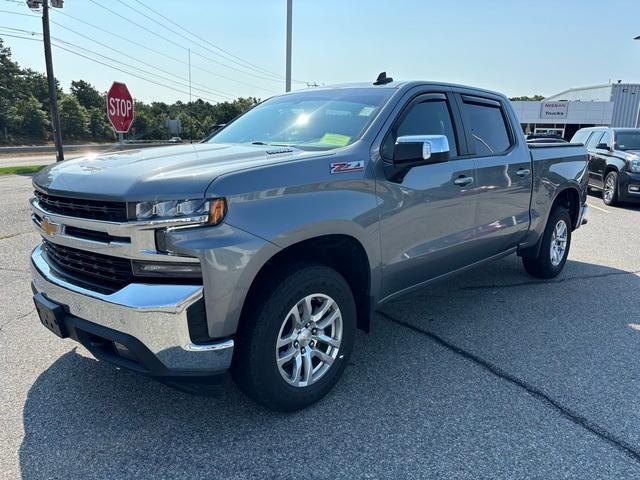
{"left": 287, "top": 80, "right": 506, "bottom": 99}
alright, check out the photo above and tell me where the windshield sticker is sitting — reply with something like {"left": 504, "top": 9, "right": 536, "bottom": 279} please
{"left": 358, "top": 106, "right": 376, "bottom": 117}
{"left": 330, "top": 161, "right": 365, "bottom": 174}
{"left": 319, "top": 133, "right": 351, "bottom": 147}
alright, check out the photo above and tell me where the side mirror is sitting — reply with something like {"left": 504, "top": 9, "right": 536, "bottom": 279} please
{"left": 384, "top": 135, "right": 450, "bottom": 182}
{"left": 393, "top": 135, "right": 450, "bottom": 166}
{"left": 596, "top": 142, "right": 611, "bottom": 151}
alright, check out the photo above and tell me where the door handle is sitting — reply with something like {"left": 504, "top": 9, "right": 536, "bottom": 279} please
{"left": 516, "top": 168, "right": 531, "bottom": 177}
{"left": 453, "top": 176, "right": 474, "bottom": 186}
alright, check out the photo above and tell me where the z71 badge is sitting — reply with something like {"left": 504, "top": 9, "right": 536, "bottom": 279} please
{"left": 330, "top": 161, "right": 365, "bottom": 174}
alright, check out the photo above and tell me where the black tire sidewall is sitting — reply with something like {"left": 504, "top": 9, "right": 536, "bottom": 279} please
{"left": 233, "top": 264, "right": 356, "bottom": 411}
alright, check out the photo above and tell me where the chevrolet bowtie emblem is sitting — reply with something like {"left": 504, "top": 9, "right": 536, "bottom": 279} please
{"left": 41, "top": 217, "right": 61, "bottom": 236}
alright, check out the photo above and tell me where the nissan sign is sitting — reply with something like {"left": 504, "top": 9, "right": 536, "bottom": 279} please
{"left": 540, "top": 102, "right": 568, "bottom": 119}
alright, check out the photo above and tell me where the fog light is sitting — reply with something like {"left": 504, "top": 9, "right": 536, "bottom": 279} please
{"left": 629, "top": 185, "right": 640, "bottom": 193}
{"left": 132, "top": 261, "right": 202, "bottom": 278}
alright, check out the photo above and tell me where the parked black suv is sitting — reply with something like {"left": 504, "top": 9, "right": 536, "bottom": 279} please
{"left": 571, "top": 127, "right": 640, "bottom": 205}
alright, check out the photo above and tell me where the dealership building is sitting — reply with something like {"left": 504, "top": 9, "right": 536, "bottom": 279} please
{"left": 511, "top": 82, "right": 640, "bottom": 140}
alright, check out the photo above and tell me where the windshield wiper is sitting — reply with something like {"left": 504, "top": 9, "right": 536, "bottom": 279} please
{"left": 251, "top": 141, "right": 270, "bottom": 145}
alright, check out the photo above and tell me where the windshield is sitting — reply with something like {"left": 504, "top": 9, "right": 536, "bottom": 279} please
{"left": 616, "top": 131, "right": 640, "bottom": 151}
{"left": 208, "top": 88, "right": 393, "bottom": 150}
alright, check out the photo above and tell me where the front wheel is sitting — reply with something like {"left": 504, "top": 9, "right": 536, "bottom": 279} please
{"left": 232, "top": 264, "right": 356, "bottom": 411}
{"left": 522, "top": 207, "right": 572, "bottom": 279}
{"left": 603, "top": 171, "right": 619, "bottom": 206}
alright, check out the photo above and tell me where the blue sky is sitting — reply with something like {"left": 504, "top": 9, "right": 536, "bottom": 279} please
{"left": 1, "top": 0, "right": 639, "bottom": 103}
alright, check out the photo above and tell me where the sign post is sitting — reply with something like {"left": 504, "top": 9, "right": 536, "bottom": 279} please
{"left": 106, "top": 82, "right": 134, "bottom": 141}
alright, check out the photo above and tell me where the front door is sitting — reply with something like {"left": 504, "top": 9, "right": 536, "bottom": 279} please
{"left": 377, "top": 91, "right": 478, "bottom": 299}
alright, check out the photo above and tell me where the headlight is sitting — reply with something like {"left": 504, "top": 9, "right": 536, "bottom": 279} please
{"left": 629, "top": 159, "right": 640, "bottom": 174}
{"left": 134, "top": 198, "right": 226, "bottom": 225}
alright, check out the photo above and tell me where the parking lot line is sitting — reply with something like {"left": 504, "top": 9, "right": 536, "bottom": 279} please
{"left": 587, "top": 202, "right": 611, "bottom": 214}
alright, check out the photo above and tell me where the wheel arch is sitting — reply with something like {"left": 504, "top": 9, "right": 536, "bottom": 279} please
{"left": 238, "top": 234, "right": 374, "bottom": 336}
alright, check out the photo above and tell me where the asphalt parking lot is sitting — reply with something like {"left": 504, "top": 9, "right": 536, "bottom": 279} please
{"left": 1, "top": 173, "right": 640, "bottom": 479}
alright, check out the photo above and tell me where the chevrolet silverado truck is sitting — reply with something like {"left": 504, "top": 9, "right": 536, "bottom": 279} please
{"left": 30, "top": 76, "right": 589, "bottom": 411}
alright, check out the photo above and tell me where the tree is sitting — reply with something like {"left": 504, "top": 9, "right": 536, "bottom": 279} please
{"left": 59, "top": 95, "right": 89, "bottom": 140}
{"left": 88, "top": 107, "right": 114, "bottom": 141}
{"left": 0, "top": 38, "right": 23, "bottom": 142}
{"left": 71, "top": 80, "right": 103, "bottom": 110}
{"left": 509, "top": 95, "right": 545, "bottom": 101}
{"left": 7, "top": 95, "right": 49, "bottom": 141}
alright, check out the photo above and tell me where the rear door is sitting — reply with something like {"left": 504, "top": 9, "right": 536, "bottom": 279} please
{"left": 376, "top": 89, "right": 478, "bottom": 298}
{"left": 455, "top": 92, "right": 532, "bottom": 255}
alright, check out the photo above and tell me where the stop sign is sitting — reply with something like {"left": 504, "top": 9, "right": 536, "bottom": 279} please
{"left": 106, "top": 82, "right": 134, "bottom": 133}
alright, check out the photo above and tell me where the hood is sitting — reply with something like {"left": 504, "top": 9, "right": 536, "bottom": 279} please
{"left": 33, "top": 143, "right": 325, "bottom": 201}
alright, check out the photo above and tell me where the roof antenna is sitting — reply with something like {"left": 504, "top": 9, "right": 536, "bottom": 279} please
{"left": 374, "top": 72, "right": 393, "bottom": 85}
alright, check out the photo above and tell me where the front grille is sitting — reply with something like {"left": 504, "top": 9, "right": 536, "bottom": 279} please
{"left": 43, "top": 240, "right": 133, "bottom": 292}
{"left": 35, "top": 191, "right": 128, "bottom": 222}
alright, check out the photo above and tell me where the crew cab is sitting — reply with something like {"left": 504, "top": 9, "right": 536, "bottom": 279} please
{"left": 30, "top": 76, "right": 589, "bottom": 411}
{"left": 571, "top": 127, "right": 640, "bottom": 205}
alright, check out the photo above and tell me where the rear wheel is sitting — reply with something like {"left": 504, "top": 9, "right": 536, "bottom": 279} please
{"left": 232, "top": 264, "right": 356, "bottom": 411}
{"left": 603, "top": 171, "right": 619, "bottom": 206}
{"left": 522, "top": 207, "right": 572, "bottom": 279}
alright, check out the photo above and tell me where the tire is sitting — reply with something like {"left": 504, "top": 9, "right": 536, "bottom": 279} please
{"left": 232, "top": 263, "right": 356, "bottom": 411}
{"left": 603, "top": 171, "right": 619, "bottom": 206}
{"left": 522, "top": 207, "right": 572, "bottom": 279}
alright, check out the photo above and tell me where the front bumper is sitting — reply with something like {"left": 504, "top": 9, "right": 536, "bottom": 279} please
{"left": 30, "top": 245, "right": 234, "bottom": 392}
{"left": 619, "top": 171, "right": 640, "bottom": 203}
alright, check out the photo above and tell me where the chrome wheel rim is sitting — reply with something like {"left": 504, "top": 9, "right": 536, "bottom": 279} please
{"left": 275, "top": 293, "right": 343, "bottom": 387}
{"left": 549, "top": 219, "right": 568, "bottom": 267}
{"left": 604, "top": 175, "right": 616, "bottom": 202}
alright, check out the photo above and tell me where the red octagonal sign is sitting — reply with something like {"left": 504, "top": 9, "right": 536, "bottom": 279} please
{"left": 106, "top": 82, "right": 134, "bottom": 133}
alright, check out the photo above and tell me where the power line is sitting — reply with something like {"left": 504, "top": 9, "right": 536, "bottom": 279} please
{"left": 122, "top": 0, "right": 282, "bottom": 81}
{"left": 131, "top": 0, "right": 294, "bottom": 82}
{"left": 1, "top": 26, "right": 233, "bottom": 101}
{"left": 46, "top": 22, "right": 236, "bottom": 100}
{"left": 88, "top": 0, "right": 283, "bottom": 90}
{"left": 0, "top": 7, "right": 277, "bottom": 96}
{"left": 51, "top": 9, "right": 265, "bottom": 94}
{"left": 0, "top": 31, "right": 221, "bottom": 104}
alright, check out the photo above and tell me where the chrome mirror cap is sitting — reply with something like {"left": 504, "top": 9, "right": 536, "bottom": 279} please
{"left": 396, "top": 135, "right": 450, "bottom": 160}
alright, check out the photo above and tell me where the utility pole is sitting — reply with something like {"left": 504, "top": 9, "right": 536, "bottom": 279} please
{"left": 188, "top": 48, "right": 192, "bottom": 143}
{"left": 285, "top": 0, "right": 292, "bottom": 92}
{"left": 28, "top": 1, "right": 64, "bottom": 161}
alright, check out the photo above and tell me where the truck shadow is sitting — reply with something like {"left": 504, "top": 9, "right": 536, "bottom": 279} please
{"left": 18, "top": 256, "right": 640, "bottom": 479}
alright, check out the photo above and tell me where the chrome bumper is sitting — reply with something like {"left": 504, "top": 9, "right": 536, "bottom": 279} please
{"left": 30, "top": 244, "right": 233, "bottom": 372}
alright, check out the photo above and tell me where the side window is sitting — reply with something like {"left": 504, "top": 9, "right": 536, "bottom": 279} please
{"left": 586, "top": 130, "right": 605, "bottom": 149}
{"left": 598, "top": 130, "right": 612, "bottom": 148}
{"left": 382, "top": 98, "right": 458, "bottom": 159}
{"left": 462, "top": 100, "right": 512, "bottom": 155}
{"left": 570, "top": 130, "right": 590, "bottom": 145}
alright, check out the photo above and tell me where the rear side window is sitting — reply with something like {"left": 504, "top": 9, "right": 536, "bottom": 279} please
{"left": 586, "top": 130, "right": 605, "bottom": 149}
{"left": 570, "top": 130, "right": 591, "bottom": 145}
{"left": 382, "top": 98, "right": 458, "bottom": 158}
{"left": 462, "top": 100, "right": 512, "bottom": 155}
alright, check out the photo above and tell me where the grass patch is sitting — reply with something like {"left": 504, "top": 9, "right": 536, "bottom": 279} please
{"left": 0, "top": 165, "right": 45, "bottom": 176}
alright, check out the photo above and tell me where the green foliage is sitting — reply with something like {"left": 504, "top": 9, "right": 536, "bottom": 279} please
{"left": 0, "top": 36, "right": 259, "bottom": 145}
{"left": 7, "top": 95, "right": 49, "bottom": 141}
{"left": 71, "top": 80, "right": 104, "bottom": 110}
{"left": 59, "top": 95, "right": 90, "bottom": 140}
{"left": 0, "top": 165, "right": 45, "bottom": 176}
{"left": 509, "top": 95, "right": 545, "bottom": 101}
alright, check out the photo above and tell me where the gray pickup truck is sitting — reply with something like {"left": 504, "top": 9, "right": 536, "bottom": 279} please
{"left": 30, "top": 76, "right": 589, "bottom": 411}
